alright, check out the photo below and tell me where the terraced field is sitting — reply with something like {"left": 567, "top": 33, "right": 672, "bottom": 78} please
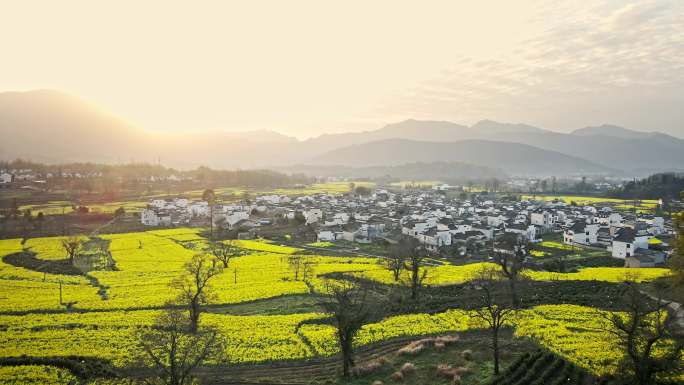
{"left": 0, "top": 228, "right": 677, "bottom": 384}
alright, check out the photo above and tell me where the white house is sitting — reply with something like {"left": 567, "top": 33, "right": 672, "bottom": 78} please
{"left": 530, "top": 211, "right": 555, "bottom": 230}
{"left": 0, "top": 173, "right": 13, "bottom": 184}
{"left": 563, "top": 222, "right": 599, "bottom": 245}
{"left": 141, "top": 208, "right": 160, "bottom": 226}
{"left": 611, "top": 227, "right": 649, "bottom": 259}
{"left": 418, "top": 228, "right": 452, "bottom": 250}
{"left": 141, "top": 208, "right": 171, "bottom": 227}
{"left": 189, "top": 202, "right": 210, "bottom": 217}
{"left": 317, "top": 230, "right": 336, "bottom": 242}
{"left": 304, "top": 209, "right": 323, "bottom": 225}
{"left": 221, "top": 211, "right": 250, "bottom": 228}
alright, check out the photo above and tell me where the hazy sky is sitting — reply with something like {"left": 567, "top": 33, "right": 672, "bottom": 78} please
{"left": 1, "top": 0, "right": 683, "bottom": 138}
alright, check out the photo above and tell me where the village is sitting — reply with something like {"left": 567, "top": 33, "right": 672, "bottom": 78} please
{"left": 139, "top": 184, "right": 674, "bottom": 269}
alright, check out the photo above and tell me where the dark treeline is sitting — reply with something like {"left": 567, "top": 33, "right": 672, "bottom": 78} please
{"left": 610, "top": 172, "right": 684, "bottom": 200}
{"left": 0, "top": 159, "right": 314, "bottom": 190}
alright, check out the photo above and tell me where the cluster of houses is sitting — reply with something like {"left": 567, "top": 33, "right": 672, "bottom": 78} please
{"left": 139, "top": 187, "right": 673, "bottom": 268}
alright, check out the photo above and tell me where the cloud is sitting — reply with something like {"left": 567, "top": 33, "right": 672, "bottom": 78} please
{"left": 375, "top": 0, "right": 684, "bottom": 136}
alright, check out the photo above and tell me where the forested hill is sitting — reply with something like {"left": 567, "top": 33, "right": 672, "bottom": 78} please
{"left": 610, "top": 172, "right": 684, "bottom": 200}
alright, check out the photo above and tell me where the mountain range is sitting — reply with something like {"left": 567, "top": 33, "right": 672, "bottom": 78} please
{"left": 1, "top": 90, "right": 683, "bottom": 178}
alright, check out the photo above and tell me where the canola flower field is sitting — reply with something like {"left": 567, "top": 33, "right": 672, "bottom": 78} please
{"left": 521, "top": 194, "right": 659, "bottom": 212}
{"left": 0, "top": 228, "right": 675, "bottom": 384}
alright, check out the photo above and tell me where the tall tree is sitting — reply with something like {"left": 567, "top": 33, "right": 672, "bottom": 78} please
{"left": 319, "top": 280, "right": 377, "bottom": 378}
{"left": 493, "top": 234, "right": 527, "bottom": 307}
{"left": 135, "top": 309, "right": 225, "bottom": 385}
{"left": 396, "top": 236, "right": 429, "bottom": 301}
{"left": 471, "top": 266, "right": 516, "bottom": 375}
{"left": 171, "top": 254, "right": 223, "bottom": 333}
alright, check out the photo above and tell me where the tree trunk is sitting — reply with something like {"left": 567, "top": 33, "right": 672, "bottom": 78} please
{"left": 411, "top": 265, "right": 419, "bottom": 300}
{"left": 341, "top": 333, "right": 354, "bottom": 378}
{"left": 493, "top": 327, "right": 500, "bottom": 375}
{"left": 190, "top": 301, "right": 200, "bottom": 334}
{"left": 509, "top": 278, "right": 518, "bottom": 307}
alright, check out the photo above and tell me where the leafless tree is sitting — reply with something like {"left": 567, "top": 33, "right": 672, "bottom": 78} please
{"left": 61, "top": 236, "right": 82, "bottom": 265}
{"left": 470, "top": 266, "right": 516, "bottom": 375}
{"left": 209, "top": 241, "right": 245, "bottom": 268}
{"left": 171, "top": 254, "right": 224, "bottom": 333}
{"left": 385, "top": 253, "right": 405, "bottom": 282}
{"left": 135, "top": 309, "right": 226, "bottom": 385}
{"left": 319, "top": 280, "right": 377, "bottom": 378}
{"left": 395, "top": 236, "right": 429, "bottom": 301}
{"left": 598, "top": 282, "right": 683, "bottom": 385}
{"left": 302, "top": 259, "right": 316, "bottom": 282}
{"left": 287, "top": 255, "right": 314, "bottom": 281}
{"left": 492, "top": 234, "right": 527, "bottom": 307}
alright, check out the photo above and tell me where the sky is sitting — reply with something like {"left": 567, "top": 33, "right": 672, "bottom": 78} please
{"left": 1, "top": 0, "right": 682, "bottom": 139}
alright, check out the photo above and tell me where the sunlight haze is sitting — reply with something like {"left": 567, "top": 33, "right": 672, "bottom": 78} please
{"left": 2, "top": 0, "right": 682, "bottom": 138}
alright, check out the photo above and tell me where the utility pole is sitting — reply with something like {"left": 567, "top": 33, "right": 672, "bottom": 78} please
{"left": 234, "top": 267, "right": 238, "bottom": 284}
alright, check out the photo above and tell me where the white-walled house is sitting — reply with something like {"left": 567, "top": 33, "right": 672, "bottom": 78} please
{"left": 304, "top": 209, "right": 323, "bottom": 225}
{"left": 189, "top": 202, "right": 210, "bottom": 217}
{"left": 141, "top": 208, "right": 160, "bottom": 226}
{"left": 317, "top": 230, "right": 336, "bottom": 242}
{"left": 530, "top": 210, "right": 555, "bottom": 230}
{"left": 563, "top": 222, "right": 599, "bottom": 245}
{"left": 611, "top": 227, "right": 650, "bottom": 259}
{"left": 418, "top": 229, "right": 452, "bottom": 250}
{"left": 141, "top": 208, "right": 171, "bottom": 227}
{"left": 0, "top": 173, "right": 13, "bottom": 184}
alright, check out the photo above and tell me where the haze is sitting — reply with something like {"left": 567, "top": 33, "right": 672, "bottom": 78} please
{"left": 1, "top": 0, "right": 683, "bottom": 138}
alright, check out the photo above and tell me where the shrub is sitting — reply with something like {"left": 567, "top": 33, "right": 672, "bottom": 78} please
{"left": 460, "top": 349, "right": 473, "bottom": 361}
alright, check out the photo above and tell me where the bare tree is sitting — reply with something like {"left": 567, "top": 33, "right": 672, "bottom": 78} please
{"left": 598, "top": 282, "right": 683, "bottom": 385}
{"left": 384, "top": 252, "right": 405, "bottom": 282}
{"left": 302, "top": 259, "right": 316, "bottom": 282}
{"left": 209, "top": 241, "right": 245, "bottom": 268}
{"left": 61, "top": 236, "right": 82, "bottom": 265}
{"left": 135, "top": 309, "right": 225, "bottom": 385}
{"left": 319, "top": 280, "right": 377, "bottom": 378}
{"left": 492, "top": 234, "right": 527, "bottom": 307}
{"left": 395, "top": 236, "right": 429, "bottom": 301}
{"left": 171, "top": 254, "right": 224, "bottom": 333}
{"left": 470, "top": 266, "right": 516, "bottom": 375}
{"left": 287, "top": 255, "right": 306, "bottom": 281}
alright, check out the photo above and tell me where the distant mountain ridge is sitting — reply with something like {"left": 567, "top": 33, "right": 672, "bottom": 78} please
{"left": 281, "top": 161, "right": 506, "bottom": 180}
{"left": 1, "top": 89, "right": 683, "bottom": 176}
{"left": 311, "top": 138, "right": 613, "bottom": 176}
